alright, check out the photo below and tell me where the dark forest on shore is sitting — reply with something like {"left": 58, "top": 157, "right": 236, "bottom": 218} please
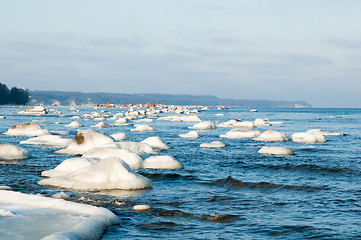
{"left": 0, "top": 82, "right": 30, "bottom": 105}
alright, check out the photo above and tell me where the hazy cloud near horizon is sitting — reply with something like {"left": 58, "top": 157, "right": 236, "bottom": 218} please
{"left": 1, "top": 1, "right": 361, "bottom": 107}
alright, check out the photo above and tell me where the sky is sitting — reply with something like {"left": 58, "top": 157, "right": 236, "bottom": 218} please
{"left": 1, "top": 0, "right": 361, "bottom": 107}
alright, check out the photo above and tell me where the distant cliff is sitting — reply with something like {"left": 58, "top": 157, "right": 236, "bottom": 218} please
{"left": 29, "top": 90, "right": 311, "bottom": 108}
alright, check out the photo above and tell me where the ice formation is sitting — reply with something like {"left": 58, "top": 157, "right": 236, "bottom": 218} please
{"left": 103, "top": 141, "right": 155, "bottom": 155}
{"left": 189, "top": 121, "right": 215, "bottom": 130}
{"left": 38, "top": 157, "right": 152, "bottom": 190}
{"left": 141, "top": 136, "right": 170, "bottom": 150}
{"left": 41, "top": 157, "right": 99, "bottom": 177}
{"left": 20, "top": 135, "right": 72, "bottom": 148}
{"left": 55, "top": 130, "right": 115, "bottom": 155}
{"left": 219, "top": 128, "right": 261, "bottom": 139}
{"left": 258, "top": 146, "right": 295, "bottom": 155}
{"left": 130, "top": 124, "right": 155, "bottom": 132}
{"left": 0, "top": 190, "right": 119, "bottom": 240}
{"left": 3, "top": 122, "right": 50, "bottom": 136}
{"left": 179, "top": 131, "right": 200, "bottom": 138}
{"left": 65, "top": 121, "right": 83, "bottom": 128}
{"left": 82, "top": 147, "right": 143, "bottom": 169}
{"left": 291, "top": 132, "right": 326, "bottom": 143}
{"left": 18, "top": 106, "right": 48, "bottom": 116}
{"left": 217, "top": 119, "right": 255, "bottom": 128}
{"left": 0, "top": 143, "right": 28, "bottom": 160}
{"left": 306, "top": 128, "right": 344, "bottom": 136}
{"left": 200, "top": 141, "right": 225, "bottom": 148}
{"left": 111, "top": 132, "right": 127, "bottom": 141}
{"left": 142, "top": 155, "right": 183, "bottom": 169}
{"left": 253, "top": 130, "right": 288, "bottom": 142}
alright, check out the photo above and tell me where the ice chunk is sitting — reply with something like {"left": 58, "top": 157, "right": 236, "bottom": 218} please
{"left": 20, "top": 135, "right": 72, "bottom": 148}
{"left": 82, "top": 147, "right": 143, "bottom": 169}
{"left": 258, "top": 146, "right": 295, "bottom": 155}
{"left": 141, "top": 136, "right": 170, "bottom": 150}
{"left": 179, "top": 131, "right": 199, "bottom": 138}
{"left": 220, "top": 128, "right": 261, "bottom": 139}
{"left": 41, "top": 157, "right": 99, "bottom": 177}
{"left": 189, "top": 121, "right": 215, "bottom": 130}
{"left": 0, "top": 143, "right": 28, "bottom": 160}
{"left": 253, "top": 130, "right": 288, "bottom": 142}
{"left": 55, "top": 130, "right": 114, "bottom": 155}
{"left": 142, "top": 156, "right": 182, "bottom": 169}
{"left": 38, "top": 157, "right": 152, "bottom": 190}
{"left": 110, "top": 132, "right": 127, "bottom": 141}
{"left": 3, "top": 122, "right": 50, "bottom": 136}
{"left": 200, "top": 141, "right": 225, "bottom": 148}
{"left": 291, "top": 132, "right": 326, "bottom": 143}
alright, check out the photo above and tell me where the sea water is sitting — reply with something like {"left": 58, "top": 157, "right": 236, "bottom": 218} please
{"left": 1, "top": 106, "right": 361, "bottom": 239}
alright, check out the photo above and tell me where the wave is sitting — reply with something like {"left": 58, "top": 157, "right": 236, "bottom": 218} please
{"left": 141, "top": 172, "right": 199, "bottom": 181}
{"left": 202, "top": 176, "right": 326, "bottom": 191}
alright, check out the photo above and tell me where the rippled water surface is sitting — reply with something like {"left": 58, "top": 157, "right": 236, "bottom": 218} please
{"left": 1, "top": 106, "right": 361, "bottom": 239}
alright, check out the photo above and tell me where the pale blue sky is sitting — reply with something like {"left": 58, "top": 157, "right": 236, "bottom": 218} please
{"left": 1, "top": 0, "right": 361, "bottom": 107}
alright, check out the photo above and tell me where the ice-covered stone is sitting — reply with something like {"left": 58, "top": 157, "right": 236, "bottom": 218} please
{"left": 200, "top": 141, "right": 225, "bottom": 148}
{"left": 179, "top": 131, "right": 199, "bottom": 138}
{"left": 111, "top": 132, "right": 127, "bottom": 141}
{"left": 20, "top": 135, "right": 72, "bottom": 148}
{"left": 55, "top": 130, "right": 114, "bottom": 155}
{"left": 38, "top": 157, "right": 153, "bottom": 190}
{"left": 291, "top": 132, "right": 326, "bottom": 143}
{"left": 258, "top": 146, "right": 294, "bottom": 155}
{"left": 141, "top": 136, "right": 170, "bottom": 150}
{"left": 82, "top": 147, "right": 143, "bottom": 169}
{"left": 3, "top": 122, "right": 50, "bottom": 136}
{"left": 142, "top": 156, "right": 182, "bottom": 169}
{"left": 130, "top": 124, "right": 155, "bottom": 132}
{"left": 253, "top": 130, "right": 288, "bottom": 142}
{"left": 219, "top": 128, "right": 261, "bottom": 139}
{"left": 0, "top": 143, "right": 28, "bottom": 160}
{"left": 189, "top": 121, "right": 215, "bottom": 130}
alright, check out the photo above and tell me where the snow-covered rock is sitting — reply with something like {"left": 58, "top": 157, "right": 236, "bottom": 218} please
{"left": 38, "top": 157, "right": 153, "bottom": 190}
{"left": 20, "top": 135, "right": 72, "bottom": 148}
{"left": 0, "top": 143, "right": 28, "bottom": 160}
{"left": 18, "top": 106, "right": 48, "bottom": 116}
{"left": 0, "top": 190, "right": 119, "bottom": 240}
{"left": 217, "top": 120, "right": 255, "bottom": 128}
{"left": 200, "top": 141, "right": 225, "bottom": 148}
{"left": 130, "top": 124, "right": 155, "bottom": 132}
{"left": 91, "top": 122, "right": 111, "bottom": 128}
{"left": 41, "top": 157, "right": 99, "bottom": 177}
{"left": 291, "top": 132, "right": 326, "bottom": 143}
{"left": 142, "top": 156, "right": 182, "bottom": 169}
{"left": 179, "top": 131, "right": 200, "bottom": 138}
{"left": 55, "top": 130, "right": 115, "bottom": 155}
{"left": 102, "top": 141, "right": 155, "bottom": 155}
{"left": 3, "top": 122, "right": 50, "bottom": 136}
{"left": 133, "top": 204, "right": 151, "bottom": 211}
{"left": 219, "top": 128, "right": 261, "bottom": 139}
{"left": 65, "top": 121, "right": 83, "bottom": 128}
{"left": 258, "top": 146, "right": 295, "bottom": 155}
{"left": 82, "top": 147, "right": 143, "bottom": 169}
{"left": 254, "top": 118, "right": 271, "bottom": 126}
{"left": 253, "top": 130, "right": 288, "bottom": 142}
{"left": 189, "top": 121, "right": 215, "bottom": 130}
{"left": 306, "top": 129, "right": 344, "bottom": 136}
{"left": 111, "top": 132, "right": 127, "bottom": 141}
{"left": 141, "top": 136, "right": 170, "bottom": 150}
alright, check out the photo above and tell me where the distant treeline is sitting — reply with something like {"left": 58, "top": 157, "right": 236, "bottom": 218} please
{"left": 0, "top": 82, "right": 30, "bottom": 105}
{"left": 29, "top": 90, "right": 312, "bottom": 108}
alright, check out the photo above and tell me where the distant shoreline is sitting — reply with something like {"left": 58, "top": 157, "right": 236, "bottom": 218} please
{"left": 29, "top": 90, "right": 312, "bottom": 108}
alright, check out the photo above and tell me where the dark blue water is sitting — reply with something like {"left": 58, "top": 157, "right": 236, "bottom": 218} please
{"left": 1, "top": 106, "right": 361, "bottom": 239}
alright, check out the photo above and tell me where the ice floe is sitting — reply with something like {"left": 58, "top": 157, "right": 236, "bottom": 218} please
{"left": 0, "top": 190, "right": 119, "bottom": 240}
{"left": 111, "top": 132, "right": 127, "bottom": 141}
{"left": 189, "top": 121, "right": 215, "bottom": 130}
{"left": 179, "top": 131, "right": 200, "bottom": 138}
{"left": 38, "top": 157, "right": 152, "bottom": 190}
{"left": 55, "top": 130, "right": 115, "bottom": 155}
{"left": 253, "top": 130, "right": 288, "bottom": 142}
{"left": 20, "top": 135, "right": 72, "bottom": 148}
{"left": 3, "top": 122, "right": 50, "bottom": 136}
{"left": 219, "top": 128, "right": 261, "bottom": 139}
{"left": 0, "top": 143, "right": 28, "bottom": 160}
{"left": 141, "top": 136, "right": 170, "bottom": 150}
{"left": 82, "top": 147, "right": 143, "bottom": 169}
{"left": 18, "top": 106, "right": 48, "bottom": 116}
{"left": 142, "top": 156, "right": 183, "bottom": 169}
{"left": 65, "top": 121, "right": 83, "bottom": 128}
{"left": 258, "top": 146, "right": 295, "bottom": 155}
{"left": 130, "top": 124, "right": 155, "bottom": 132}
{"left": 291, "top": 132, "right": 326, "bottom": 143}
{"left": 200, "top": 141, "right": 225, "bottom": 148}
